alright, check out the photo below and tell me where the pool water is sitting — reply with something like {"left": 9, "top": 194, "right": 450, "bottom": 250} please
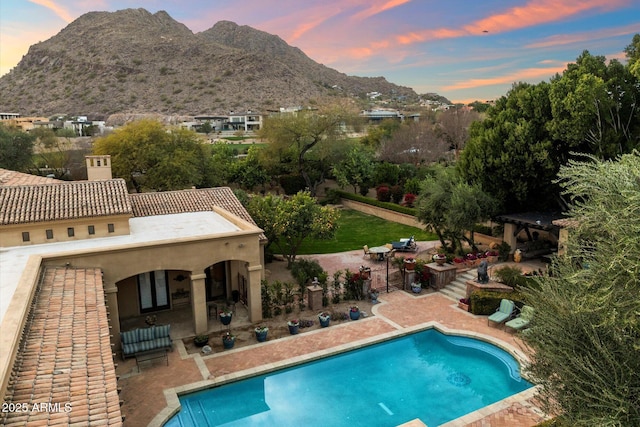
{"left": 166, "top": 329, "right": 532, "bottom": 426}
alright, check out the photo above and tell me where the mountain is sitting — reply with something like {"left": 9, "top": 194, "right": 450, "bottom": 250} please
{"left": 0, "top": 8, "right": 419, "bottom": 118}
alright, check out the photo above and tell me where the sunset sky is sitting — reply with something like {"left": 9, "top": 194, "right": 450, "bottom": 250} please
{"left": 1, "top": 0, "right": 639, "bottom": 103}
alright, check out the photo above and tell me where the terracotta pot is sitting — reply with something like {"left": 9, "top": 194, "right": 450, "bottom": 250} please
{"left": 404, "top": 261, "right": 416, "bottom": 271}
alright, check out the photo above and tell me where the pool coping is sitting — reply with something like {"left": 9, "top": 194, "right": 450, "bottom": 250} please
{"left": 152, "top": 320, "right": 539, "bottom": 427}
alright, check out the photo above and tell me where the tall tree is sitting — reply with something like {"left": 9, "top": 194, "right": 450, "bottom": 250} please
{"left": 436, "top": 106, "right": 480, "bottom": 160}
{"left": 377, "top": 120, "right": 449, "bottom": 165}
{"left": 0, "top": 124, "right": 35, "bottom": 171}
{"left": 523, "top": 151, "right": 640, "bottom": 426}
{"left": 548, "top": 50, "right": 639, "bottom": 161}
{"left": 247, "top": 191, "right": 339, "bottom": 267}
{"left": 332, "top": 143, "right": 376, "bottom": 194}
{"left": 93, "top": 119, "right": 210, "bottom": 192}
{"left": 416, "top": 165, "right": 498, "bottom": 254}
{"left": 259, "top": 106, "right": 353, "bottom": 196}
{"left": 459, "top": 82, "right": 559, "bottom": 212}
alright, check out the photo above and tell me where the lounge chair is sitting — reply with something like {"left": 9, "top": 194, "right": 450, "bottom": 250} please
{"left": 505, "top": 305, "right": 534, "bottom": 331}
{"left": 488, "top": 299, "right": 515, "bottom": 326}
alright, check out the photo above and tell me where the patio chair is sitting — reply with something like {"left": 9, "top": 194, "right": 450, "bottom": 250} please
{"left": 363, "top": 245, "right": 370, "bottom": 259}
{"left": 505, "top": 305, "right": 534, "bottom": 331}
{"left": 488, "top": 299, "right": 515, "bottom": 326}
{"left": 384, "top": 243, "right": 395, "bottom": 258}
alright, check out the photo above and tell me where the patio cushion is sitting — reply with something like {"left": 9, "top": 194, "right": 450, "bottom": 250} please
{"left": 121, "top": 329, "right": 139, "bottom": 345}
{"left": 154, "top": 337, "right": 172, "bottom": 349}
{"left": 137, "top": 340, "right": 156, "bottom": 352}
{"left": 138, "top": 326, "right": 156, "bottom": 342}
{"left": 154, "top": 324, "right": 170, "bottom": 339}
{"left": 122, "top": 343, "right": 139, "bottom": 356}
{"left": 488, "top": 299, "right": 515, "bottom": 325}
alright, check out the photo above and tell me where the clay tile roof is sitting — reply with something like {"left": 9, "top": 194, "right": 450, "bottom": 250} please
{"left": 129, "top": 187, "right": 265, "bottom": 239}
{"left": 1, "top": 267, "right": 123, "bottom": 426}
{"left": 0, "top": 179, "right": 132, "bottom": 225}
{"left": 0, "top": 168, "right": 62, "bottom": 187}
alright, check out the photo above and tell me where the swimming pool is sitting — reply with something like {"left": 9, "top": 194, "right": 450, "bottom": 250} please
{"left": 165, "top": 329, "right": 532, "bottom": 426}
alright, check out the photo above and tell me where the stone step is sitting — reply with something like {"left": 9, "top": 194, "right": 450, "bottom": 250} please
{"left": 439, "top": 269, "right": 477, "bottom": 301}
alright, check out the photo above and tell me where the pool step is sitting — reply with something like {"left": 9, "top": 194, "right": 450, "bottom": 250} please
{"left": 439, "top": 270, "right": 475, "bottom": 301}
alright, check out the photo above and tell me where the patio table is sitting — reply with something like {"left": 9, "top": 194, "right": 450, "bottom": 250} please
{"left": 369, "top": 246, "right": 390, "bottom": 261}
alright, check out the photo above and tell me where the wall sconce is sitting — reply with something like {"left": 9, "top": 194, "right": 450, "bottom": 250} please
{"left": 174, "top": 274, "right": 187, "bottom": 282}
{"left": 238, "top": 243, "right": 245, "bottom": 248}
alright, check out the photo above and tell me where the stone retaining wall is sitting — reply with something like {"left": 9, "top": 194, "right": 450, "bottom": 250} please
{"left": 339, "top": 198, "right": 422, "bottom": 228}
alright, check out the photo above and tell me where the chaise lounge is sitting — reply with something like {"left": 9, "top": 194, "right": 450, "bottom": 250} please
{"left": 505, "top": 305, "right": 534, "bottom": 331}
{"left": 488, "top": 299, "right": 515, "bottom": 327}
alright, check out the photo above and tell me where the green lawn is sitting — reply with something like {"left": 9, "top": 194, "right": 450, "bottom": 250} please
{"left": 296, "top": 209, "right": 437, "bottom": 255}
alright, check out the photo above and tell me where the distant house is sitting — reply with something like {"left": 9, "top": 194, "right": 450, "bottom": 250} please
{"left": 360, "top": 109, "right": 404, "bottom": 123}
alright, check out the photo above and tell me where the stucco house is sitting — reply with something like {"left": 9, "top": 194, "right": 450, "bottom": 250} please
{"left": 0, "top": 162, "right": 266, "bottom": 424}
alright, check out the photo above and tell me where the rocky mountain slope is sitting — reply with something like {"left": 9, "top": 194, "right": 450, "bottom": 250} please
{"left": 0, "top": 8, "right": 419, "bottom": 118}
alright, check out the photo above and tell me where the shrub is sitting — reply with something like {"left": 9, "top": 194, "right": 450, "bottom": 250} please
{"left": 390, "top": 185, "right": 404, "bottom": 204}
{"left": 497, "top": 241, "right": 511, "bottom": 261}
{"left": 376, "top": 185, "right": 391, "bottom": 202}
{"left": 404, "top": 193, "right": 416, "bottom": 207}
{"left": 469, "top": 290, "right": 524, "bottom": 315}
{"left": 403, "top": 177, "right": 421, "bottom": 196}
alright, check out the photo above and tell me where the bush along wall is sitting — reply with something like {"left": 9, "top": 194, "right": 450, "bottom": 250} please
{"left": 331, "top": 189, "right": 417, "bottom": 216}
{"left": 468, "top": 290, "right": 524, "bottom": 315}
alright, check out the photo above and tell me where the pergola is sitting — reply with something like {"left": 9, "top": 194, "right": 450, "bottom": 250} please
{"left": 493, "top": 211, "right": 566, "bottom": 255}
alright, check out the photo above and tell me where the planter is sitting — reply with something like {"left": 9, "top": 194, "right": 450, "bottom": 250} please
{"left": 404, "top": 260, "right": 416, "bottom": 271}
{"left": 222, "top": 336, "right": 235, "bottom": 349}
{"left": 458, "top": 302, "right": 470, "bottom": 312}
{"left": 359, "top": 268, "right": 371, "bottom": 279}
{"left": 255, "top": 328, "right": 268, "bottom": 342}
{"left": 219, "top": 313, "right": 232, "bottom": 325}
{"left": 349, "top": 310, "right": 361, "bottom": 320}
{"left": 318, "top": 315, "right": 331, "bottom": 328}
{"left": 370, "top": 291, "right": 379, "bottom": 304}
{"left": 193, "top": 335, "right": 209, "bottom": 347}
{"left": 411, "top": 283, "right": 422, "bottom": 293}
{"left": 486, "top": 255, "right": 498, "bottom": 264}
{"left": 287, "top": 323, "right": 299, "bottom": 335}
{"left": 435, "top": 258, "right": 446, "bottom": 266}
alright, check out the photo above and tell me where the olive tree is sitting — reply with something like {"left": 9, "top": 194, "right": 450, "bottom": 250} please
{"left": 522, "top": 151, "right": 640, "bottom": 426}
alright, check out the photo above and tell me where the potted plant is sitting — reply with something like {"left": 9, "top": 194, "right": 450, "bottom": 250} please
{"left": 145, "top": 314, "right": 157, "bottom": 326}
{"left": 349, "top": 305, "right": 360, "bottom": 320}
{"left": 219, "top": 308, "right": 233, "bottom": 325}
{"left": 370, "top": 288, "right": 379, "bottom": 304}
{"left": 403, "top": 257, "right": 416, "bottom": 271}
{"left": 222, "top": 331, "right": 235, "bottom": 349}
{"left": 432, "top": 253, "right": 447, "bottom": 266}
{"left": 411, "top": 282, "right": 422, "bottom": 293}
{"left": 359, "top": 265, "right": 371, "bottom": 279}
{"left": 194, "top": 334, "right": 209, "bottom": 347}
{"left": 318, "top": 312, "right": 331, "bottom": 328}
{"left": 465, "top": 252, "right": 478, "bottom": 267}
{"left": 485, "top": 250, "right": 499, "bottom": 263}
{"left": 254, "top": 326, "right": 269, "bottom": 342}
{"left": 458, "top": 298, "right": 470, "bottom": 312}
{"left": 287, "top": 319, "right": 300, "bottom": 335}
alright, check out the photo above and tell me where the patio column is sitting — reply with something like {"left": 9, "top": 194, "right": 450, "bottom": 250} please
{"left": 190, "top": 273, "right": 207, "bottom": 335}
{"left": 503, "top": 223, "right": 518, "bottom": 257}
{"left": 246, "top": 264, "right": 263, "bottom": 322}
{"left": 104, "top": 284, "right": 121, "bottom": 352}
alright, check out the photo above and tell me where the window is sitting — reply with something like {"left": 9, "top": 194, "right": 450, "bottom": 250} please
{"left": 46, "top": 229, "right": 53, "bottom": 239}
{"left": 97, "top": 159, "right": 101, "bottom": 166}
{"left": 88, "top": 225, "right": 95, "bottom": 235}
{"left": 67, "top": 227, "right": 75, "bottom": 237}
{"left": 22, "top": 232, "right": 30, "bottom": 242}
{"left": 107, "top": 223, "right": 115, "bottom": 233}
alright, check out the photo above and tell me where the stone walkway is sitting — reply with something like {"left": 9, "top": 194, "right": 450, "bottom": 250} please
{"left": 117, "top": 246, "right": 548, "bottom": 427}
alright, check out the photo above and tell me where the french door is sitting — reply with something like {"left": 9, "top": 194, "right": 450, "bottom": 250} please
{"left": 138, "top": 270, "right": 170, "bottom": 313}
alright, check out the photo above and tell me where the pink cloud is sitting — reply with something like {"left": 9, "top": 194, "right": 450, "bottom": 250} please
{"left": 384, "top": 0, "right": 630, "bottom": 52}
{"left": 351, "top": 0, "right": 412, "bottom": 21}
{"left": 28, "top": 0, "right": 74, "bottom": 23}
{"left": 442, "top": 65, "right": 568, "bottom": 91}
{"left": 526, "top": 23, "right": 640, "bottom": 49}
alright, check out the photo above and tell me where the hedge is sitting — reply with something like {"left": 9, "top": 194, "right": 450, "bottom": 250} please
{"left": 331, "top": 189, "right": 417, "bottom": 216}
